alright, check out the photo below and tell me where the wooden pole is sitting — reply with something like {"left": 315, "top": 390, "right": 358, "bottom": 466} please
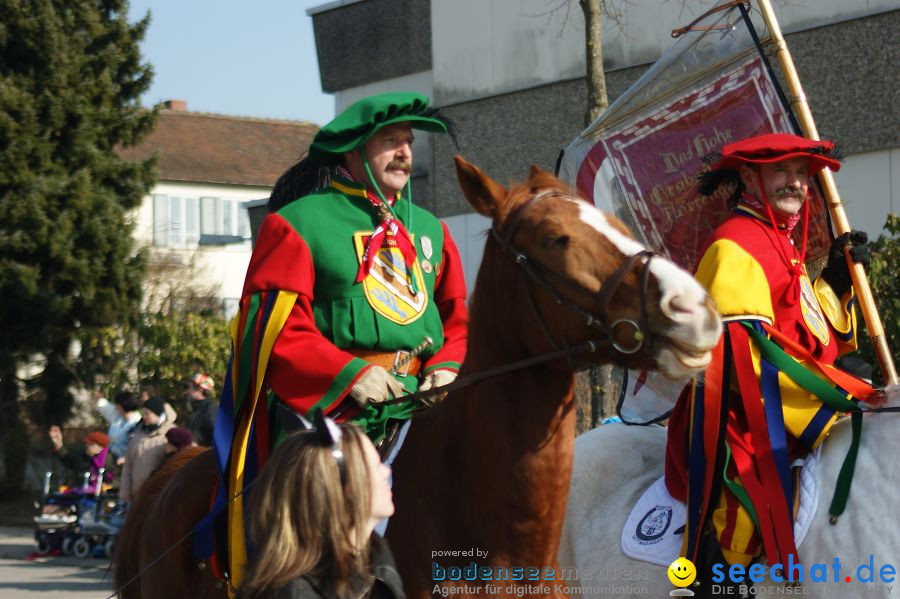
{"left": 756, "top": 0, "right": 897, "bottom": 386}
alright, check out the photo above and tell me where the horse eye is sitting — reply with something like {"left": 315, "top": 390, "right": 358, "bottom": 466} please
{"left": 542, "top": 235, "right": 569, "bottom": 249}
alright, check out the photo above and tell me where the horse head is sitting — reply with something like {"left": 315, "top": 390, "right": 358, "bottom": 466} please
{"left": 455, "top": 155, "right": 721, "bottom": 378}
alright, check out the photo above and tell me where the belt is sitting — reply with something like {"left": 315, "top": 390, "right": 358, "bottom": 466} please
{"left": 348, "top": 348, "right": 422, "bottom": 377}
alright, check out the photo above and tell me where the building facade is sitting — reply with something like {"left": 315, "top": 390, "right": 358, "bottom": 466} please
{"left": 119, "top": 101, "right": 318, "bottom": 315}
{"left": 309, "top": 0, "right": 898, "bottom": 290}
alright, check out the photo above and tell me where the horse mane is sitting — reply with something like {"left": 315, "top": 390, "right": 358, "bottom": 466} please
{"left": 113, "top": 446, "right": 210, "bottom": 599}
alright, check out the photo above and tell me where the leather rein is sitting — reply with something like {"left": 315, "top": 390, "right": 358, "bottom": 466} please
{"left": 381, "top": 189, "right": 657, "bottom": 408}
{"left": 493, "top": 189, "right": 656, "bottom": 361}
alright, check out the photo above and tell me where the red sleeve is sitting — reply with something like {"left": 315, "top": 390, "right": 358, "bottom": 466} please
{"left": 423, "top": 221, "right": 468, "bottom": 373}
{"left": 268, "top": 296, "right": 372, "bottom": 416}
{"left": 249, "top": 214, "right": 371, "bottom": 417}
{"left": 243, "top": 214, "right": 314, "bottom": 295}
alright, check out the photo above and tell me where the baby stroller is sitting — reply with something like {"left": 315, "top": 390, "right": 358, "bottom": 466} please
{"left": 34, "top": 468, "right": 123, "bottom": 558}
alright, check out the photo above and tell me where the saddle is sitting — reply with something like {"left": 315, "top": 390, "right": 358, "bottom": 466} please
{"left": 622, "top": 447, "right": 821, "bottom": 568}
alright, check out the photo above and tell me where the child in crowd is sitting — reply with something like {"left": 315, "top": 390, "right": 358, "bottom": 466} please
{"left": 164, "top": 426, "right": 195, "bottom": 456}
{"left": 48, "top": 427, "right": 115, "bottom": 493}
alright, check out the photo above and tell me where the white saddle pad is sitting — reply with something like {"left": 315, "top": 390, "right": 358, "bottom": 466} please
{"left": 621, "top": 447, "right": 821, "bottom": 566}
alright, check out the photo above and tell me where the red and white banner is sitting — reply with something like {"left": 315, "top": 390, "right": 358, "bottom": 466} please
{"left": 559, "top": 4, "right": 831, "bottom": 413}
{"left": 561, "top": 56, "right": 830, "bottom": 272}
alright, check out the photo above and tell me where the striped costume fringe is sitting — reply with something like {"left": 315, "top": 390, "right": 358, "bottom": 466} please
{"left": 193, "top": 290, "right": 297, "bottom": 594}
{"left": 683, "top": 321, "right": 874, "bottom": 567}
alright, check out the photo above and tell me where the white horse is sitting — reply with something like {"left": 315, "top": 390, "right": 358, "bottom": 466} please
{"left": 559, "top": 385, "right": 900, "bottom": 598}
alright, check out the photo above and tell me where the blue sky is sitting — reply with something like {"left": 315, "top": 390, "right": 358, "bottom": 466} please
{"left": 127, "top": 0, "right": 335, "bottom": 125}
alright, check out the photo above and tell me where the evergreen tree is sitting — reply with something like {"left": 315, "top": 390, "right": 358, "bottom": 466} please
{"left": 856, "top": 214, "right": 900, "bottom": 386}
{"left": 0, "top": 0, "right": 156, "bottom": 493}
{"left": 77, "top": 253, "right": 233, "bottom": 410}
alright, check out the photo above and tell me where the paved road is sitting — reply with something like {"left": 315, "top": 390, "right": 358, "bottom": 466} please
{"left": 0, "top": 527, "right": 112, "bottom": 598}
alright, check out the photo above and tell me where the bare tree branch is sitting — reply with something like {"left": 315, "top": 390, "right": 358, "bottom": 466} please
{"left": 580, "top": 0, "right": 608, "bottom": 126}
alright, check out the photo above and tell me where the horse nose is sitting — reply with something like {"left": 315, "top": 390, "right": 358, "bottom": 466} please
{"left": 661, "top": 293, "right": 707, "bottom": 322}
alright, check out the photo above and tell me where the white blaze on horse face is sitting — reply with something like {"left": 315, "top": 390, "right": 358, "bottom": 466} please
{"left": 575, "top": 201, "right": 721, "bottom": 377}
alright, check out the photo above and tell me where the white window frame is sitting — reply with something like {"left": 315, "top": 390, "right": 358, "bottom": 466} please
{"left": 199, "top": 196, "right": 251, "bottom": 241}
{"left": 153, "top": 194, "right": 200, "bottom": 248}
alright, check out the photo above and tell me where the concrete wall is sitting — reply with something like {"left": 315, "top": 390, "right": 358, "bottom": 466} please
{"left": 834, "top": 148, "right": 899, "bottom": 237}
{"left": 309, "top": 1, "right": 899, "bottom": 288}
{"left": 785, "top": 10, "right": 899, "bottom": 155}
{"left": 429, "top": 0, "right": 897, "bottom": 106}
{"left": 311, "top": 0, "right": 431, "bottom": 92}
{"left": 443, "top": 212, "right": 492, "bottom": 295}
{"left": 427, "top": 9, "right": 899, "bottom": 213}
{"left": 429, "top": 7, "right": 899, "bottom": 288}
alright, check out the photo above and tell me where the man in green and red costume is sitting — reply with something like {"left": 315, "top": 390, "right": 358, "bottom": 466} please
{"left": 208, "top": 92, "right": 468, "bottom": 588}
{"left": 664, "top": 133, "right": 876, "bottom": 592}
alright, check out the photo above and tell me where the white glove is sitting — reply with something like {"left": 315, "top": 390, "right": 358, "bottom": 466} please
{"left": 418, "top": 370, "right": 457, "bottom": 405}
{"left": 349, "top": 366, "right": 406, "bottom": 407}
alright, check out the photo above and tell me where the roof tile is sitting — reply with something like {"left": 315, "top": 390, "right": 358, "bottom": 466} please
{"left": 117, "top": 110, "right": 319, "bottom": 187}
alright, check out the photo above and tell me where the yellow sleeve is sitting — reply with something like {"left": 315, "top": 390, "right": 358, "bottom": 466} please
{"left": 697, "top": 241, "right": 838, "bottom": 446}
{"left": 695, "top": 239, "right": 775, "bottom": 324}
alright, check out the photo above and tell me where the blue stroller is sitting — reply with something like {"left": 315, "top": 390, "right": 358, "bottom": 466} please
{"left": 34, "top": 468, "right": 123, "bottom": 558}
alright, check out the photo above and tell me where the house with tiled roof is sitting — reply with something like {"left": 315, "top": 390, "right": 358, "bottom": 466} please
{"left": 119, "top": 100, "right": 318, "bottom": 315}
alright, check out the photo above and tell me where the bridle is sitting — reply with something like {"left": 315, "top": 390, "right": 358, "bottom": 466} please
{"left": 372, "top": 188, "right": 659, "bottom": 411}
{"left": 491, "top": 189, "right": 656, "bottom": 362}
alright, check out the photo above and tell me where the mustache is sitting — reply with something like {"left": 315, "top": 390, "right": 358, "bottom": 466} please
{"left": 773, "top": 186, "right": 805, "bottom": 200}
{"left": 386, "top": 160, "right": 412, "bottom": 173}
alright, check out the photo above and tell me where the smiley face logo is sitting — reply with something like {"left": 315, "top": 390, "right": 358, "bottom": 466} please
{"left": 668, "top": 557, "right": 697, "bottom": 587}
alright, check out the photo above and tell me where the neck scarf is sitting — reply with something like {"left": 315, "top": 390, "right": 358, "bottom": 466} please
{"left": 141, "top": 413, "right": 166, "bottom": 433}
{"left": 337, "top": 167, "right": 418, "bottom": 285}
{"left": 739, "top": 192, "right": 802, "bottom": 234}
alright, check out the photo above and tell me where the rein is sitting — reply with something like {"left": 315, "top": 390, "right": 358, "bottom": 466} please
{"left": 110, "top": 189, "right": 657, "bottom": 598}
{"left": 381, "top": 189, "right": 656, "bottom": 408}
{"left": 379, "top": 339, "right": 602, "bottom": 407}
{"left": 109, "top": 336, "right": 598, "bottom": 599}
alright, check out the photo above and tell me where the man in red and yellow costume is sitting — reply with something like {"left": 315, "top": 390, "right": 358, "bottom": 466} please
{"left": 665, "top": 133, "right": 874, "bottom": 586}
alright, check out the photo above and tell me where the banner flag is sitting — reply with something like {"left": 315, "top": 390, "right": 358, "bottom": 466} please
{"left": 558, "top": 3, "right": 829, "bottom": 273}
{"left": 558, "top": 2, "right": 830, "bottom": 415}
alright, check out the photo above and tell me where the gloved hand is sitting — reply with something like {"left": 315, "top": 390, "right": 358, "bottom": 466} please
{"left": 418, "top": 370, "right": 458, "bottom": 406}
{"left": 348, "top": 366, "right": 405, "bottom": 407}
{"left": 821, "top": 230, "right": 870, "bottom": 297}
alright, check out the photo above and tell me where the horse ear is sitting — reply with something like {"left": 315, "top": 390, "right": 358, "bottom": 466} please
{"left": 528, "top": 164, "right": 546, "bottom": 179}
{"left": 454, "top": 154, "right": 507, "bottom": 219}
{"left": 527, "top": 164, "right": 558, "bottom": 189}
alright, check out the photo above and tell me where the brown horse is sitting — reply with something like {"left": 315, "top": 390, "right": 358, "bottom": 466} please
{"left": 113, "top": 446, "right": 221, "bottom": 598}
{"left": 112, "top": 156, "right": 721, "bottom": 598}
{"left": 385, "top": 157, "right": 721, "bottom": 599}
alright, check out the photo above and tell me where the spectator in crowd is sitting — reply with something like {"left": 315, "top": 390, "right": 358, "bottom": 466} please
{"left": 237, "top": 414, "right": 401, "bottom": 599}
{"left": 185, "top": 372, "right": 217, "bottom": 447}
{"left": 94, "top": 390, "right": 142, "bottom": 466}
{"left": 48, "top": 427, "right": 115, "bottom": 493}
{"left": 164, "top": 426, "right": 195, "bottom": 456}
{"left": 149, "top": 427, "right": 196, "bottom": 477}
{"left": 119, "top": 396, "right": 174, "bottom": 502}
{"left": 139, "top": 381, "right": 179, "bottom": 423}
